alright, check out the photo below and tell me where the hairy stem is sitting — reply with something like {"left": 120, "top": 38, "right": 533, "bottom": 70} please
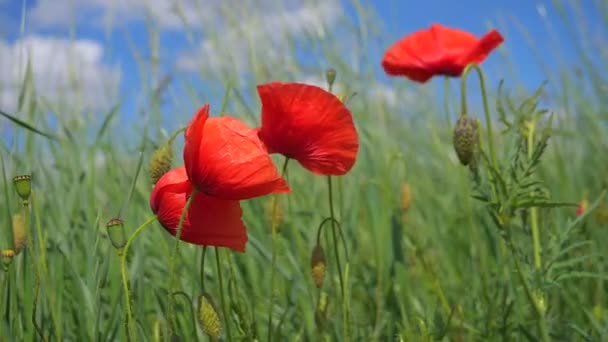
{"left": 215, "top": 248, "right": 233, "bottom": 341}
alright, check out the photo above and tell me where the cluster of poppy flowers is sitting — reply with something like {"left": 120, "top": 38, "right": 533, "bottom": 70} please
{"left": 150, "top": 82, "right": 359, "bottom": 252}
{"left": 149, "top": 23, "right": 505, "bottom": 253}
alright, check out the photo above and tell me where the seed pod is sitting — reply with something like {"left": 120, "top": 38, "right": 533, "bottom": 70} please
{"left": 325, "top": 68, "right": 337, "bottom": 89}
{"left": 452, "top": 115, "right": 478, "bottom": 166}
{"left": 149, "top": 144, "right": 174, "bottom": 184}
{"left": 1, "top": 249, "right": 15, "bottom": 271}
{"left": 197, "top": 293, "right": 221, "bottom": 341}
{"left": 106, "top": 218, "right": 126, "bottom": 250}
{"left": 400, "top": 183, "right": 412, "bottom": 212}
{"left": 13, "top": 175, "right": 32, "bottom": 203}
{"left": 310, "top": 244, "right": 326, "bottom": 288}
{"left": 12, "top": 213, "right": 27, "bottom": 255}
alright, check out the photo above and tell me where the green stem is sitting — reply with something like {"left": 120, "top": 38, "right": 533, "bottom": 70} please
{"left": 168, "top": 127, "right": 186, "bottom": 145}
{"left": 327, "top": 176, "right": 350, "bottom": 341}
{"left": 215, "top": 248, "right": 232, "bottom": 341}
{"left": 120, "top": 215, "right": 157, "bottom": 342}
{"left": 267, "top": 157, "right": 289, "bottom": 342}
{"left": 201, "top": 246, "right": 208, "bottom": 290}
{"left": 460, "top": 64, "right": 497, "bottom": 169}
{"left": 507, "top": 238, "right": 550, "bottom": 342}
{"left": 526, "top": 122, "right": 543, "bottom": 273}
{"left": 444, "top": 77, "right": 452, "bottom": 127}
{"left": 167, "top": 188, "right": 198, "bottom": 333}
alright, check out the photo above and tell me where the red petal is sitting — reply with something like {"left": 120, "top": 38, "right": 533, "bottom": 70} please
{"left": 184, "top": 105, "right": 210, "bottom": 184}
{"left": 381, "top": 24, "right": 504, "bottom": 82}
{"left": 150, "top": 166, "right": 248, "bottom": 252}
{"left": 196, "top": 116, "right": 290, "bottom": 200}
{"left": 257, "top": 82, "right": 359, "bottom": 175}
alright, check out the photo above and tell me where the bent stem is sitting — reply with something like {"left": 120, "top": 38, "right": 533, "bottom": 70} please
{"left": 120, "top": 215, "right": 157, "bottom": 342}
{"left": 167, "top": 188, "right": 199, "bottom": 333}
{"left": 267, "top": 157, "right": 289, "bottom": 342}
{"left": 215, "top": 248, "right": 233, "bottom": 341}
{"left": 460, "top": 64, "right": 497, "bottom": 170}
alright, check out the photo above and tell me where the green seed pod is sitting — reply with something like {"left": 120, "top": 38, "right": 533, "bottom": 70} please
{"left": 197, "top": 293, "right": 221, "bottom": 341}
{"left": 453, "top": 115, "right": 478, "bottom": 166}
{"left": 311, "top": 244, "right": 326, "bottom": 289}
{"left": 106, "top": 218, "right": 126, "bottom": 250}
{"left": 1, "top": 249, "right": 15, "bottom": 271}
{"left": 13, "top": 175, "right": 32, "bottom": 203}
{"left": 12, "top": 213, "right": 27, "bottom": 255}
{"left": 149, "top": 144, "right": 174, "bottom": 184}
{"left": 325, "top": 68, "right": 337, "bottom": 89}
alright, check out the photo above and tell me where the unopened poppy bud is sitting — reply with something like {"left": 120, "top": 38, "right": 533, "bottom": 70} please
{"left": 400, "top": 183, "right": 412, "bottom": 211}
{"left": 453, "top": 115, "right": 478, "bottom": 166}
{"left": 149, "top": 144, "right": 173, "bottom": 184}
{"left": 197, "top": 293, "right": 221, "bottom": 341}
{"left": 594, "top": 204, "right": 608, "bottom": 224}
{"left": 310, "top": 244, "right": 326, "bottom": 288}
{"left": 13, "top": 175, "right": 32, "bottom": 203}
{"left": 1, "top": 249, "right": 15, "bottom": 270}
{"left": 12, "top": 213, "right": 27, "bottom": 255}
{"left": 325, "top": 68, "right": 337, "bottom": 89}
{"left": 576, "top": 196, "right": 589, "bottom": 217}
{"left": 106, "top": 218, "right": 126, "bottom": 250}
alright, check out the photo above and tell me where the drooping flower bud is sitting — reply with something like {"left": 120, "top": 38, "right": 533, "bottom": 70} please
{"left": 325, "top": 68, "right": 337, "bottom": 90}
{"left": 453, "top": 115, "right": 478, "bottom": 166}
{"left": 400, "top": 183, "right": 412, "bottom": 212}
{"left": 149, "top": 144, "right": 174, "bottom": 184}
{"left": 310, "top": 244, "right": 326, "bottom": 288}
{"left": 13, "top": 175, "right": 32, "bottom": 204}
{"left": 1, "top": 249, "right": 15, "bottom": 271}
{"left": 197, "top": 292, "right": 221, "bottom": 341}
{"left": 106, "top": 218, "right": 126, "bottom": 250}
{"left": 12, "top": 213, "right": 27, "bottom": 255}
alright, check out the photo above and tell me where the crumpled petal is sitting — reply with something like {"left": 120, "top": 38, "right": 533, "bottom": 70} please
{"left": 257, "top": 82, "right": 359, "bottom": 175}
{"left": 194, "top": 115, "right": 290, "bottom": 200}
{"left": 150, "top": 167, "right": 248, "bottom": 252}
{"left": 183, "top": 104, "right": 210, "bottom": 185}
{"left": 382, "top": 24, "right": 504, "bottom": 83}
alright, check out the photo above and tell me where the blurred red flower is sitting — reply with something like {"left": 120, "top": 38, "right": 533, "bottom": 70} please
{"left": 183, "top": 104, "right": 290, "bottom": 200}
{"left": 382, "top": 24, "right": 504, "bottom": 83}
{"left": 150, "top": 167, "right": 247, "bottom": 252}
{"left": 256, "top": 82, "right": 359, "bottom": 175}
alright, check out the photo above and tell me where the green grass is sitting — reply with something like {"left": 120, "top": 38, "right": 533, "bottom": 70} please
{"left": 2, "top": 0, "right": 608, "bottom": 341}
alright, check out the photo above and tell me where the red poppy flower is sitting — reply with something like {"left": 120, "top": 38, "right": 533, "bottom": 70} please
{"left": 382, "top": 24, "right": 504, "bottom": 83}
{"left": 184, "top": 104, "right": 290, "bottom": 200}
{"left": 150, "top": 166, "right": 247, "bottom": 252}
{"left": 256, "top": 82, "right": 359, "bottom": 175}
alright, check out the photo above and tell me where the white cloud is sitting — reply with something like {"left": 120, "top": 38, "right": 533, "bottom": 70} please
{"left": 0, "top": 36, "right": 121, "bottom": 113}
{"left": 176, "top": 1, "right": 342, "bottom": 75}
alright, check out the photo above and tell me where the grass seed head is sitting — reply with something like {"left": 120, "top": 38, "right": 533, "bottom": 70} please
{"left": 400, "top": 183, "right": 412, "bottom": 211}
{"left": 12, "top": 213, "right": 27, "bottom": 255}
{"left": 149, "top": 144, "right": 173, "bottom": 184}
{"left": 197, "top": 292, "right": 221, "bottom": 341}
{"left": 13, "top": 175, "right": 32, "bottom": 203}
{"left": 106, "top": 218, "right": 126, "bottom": 250}
{"left": 311, "top": 244, "right": 327, "bottom": 288}
{"left": 453, "top": 115, "right": 478, "bottom": 166}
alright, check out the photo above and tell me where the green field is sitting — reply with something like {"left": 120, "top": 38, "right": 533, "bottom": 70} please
{"left": 1, "top": 1, "right": 608, "bottom": 341}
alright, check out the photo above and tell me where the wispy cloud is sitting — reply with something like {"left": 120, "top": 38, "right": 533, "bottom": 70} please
{"left": 176, "top": 1, "right": 343, "bottom": 76}
{"left": 0, "top": 36, "right": 121, "bottom": 113}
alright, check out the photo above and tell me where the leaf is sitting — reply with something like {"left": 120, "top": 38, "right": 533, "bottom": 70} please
{"left": 94, "top": 103, "right": 121, "bottom": 144}
{"left": 514, "top": 200, "right": 577, "bottom": 209}
{"left": 0, "top": 109, "right": 59, "bottom": 141}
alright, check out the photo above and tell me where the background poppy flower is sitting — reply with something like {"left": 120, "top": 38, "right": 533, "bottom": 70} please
{"left": 183, "top": 104, "right": 290, "bottom": 200}
{"left": 256, "top": 82, "right": 359, "bottom": 175}
{"left": 382, "top": 24, "right": 504, "bottom": 83}
{"left": 150, "top": 166, "right": 247, "bottom": 252}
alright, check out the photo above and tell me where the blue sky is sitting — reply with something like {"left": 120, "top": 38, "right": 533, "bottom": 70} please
{"left": 0, "top": 0, "right": 604, "bottom": 137}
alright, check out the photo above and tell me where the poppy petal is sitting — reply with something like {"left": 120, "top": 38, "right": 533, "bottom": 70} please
{"left": 381, "top": 24, "right": 504, "bottom": 82}
{"left": 257, "top": 82, "right": 359, "bottom": 175}
{"left": 197, "top": 116, "right": 290, "bottom": 200}
{"left": 151, "top": 167, "right": 248, "bottom": 252}
{"left": 184, "top": 104, "right": 210, "bottom": 185}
